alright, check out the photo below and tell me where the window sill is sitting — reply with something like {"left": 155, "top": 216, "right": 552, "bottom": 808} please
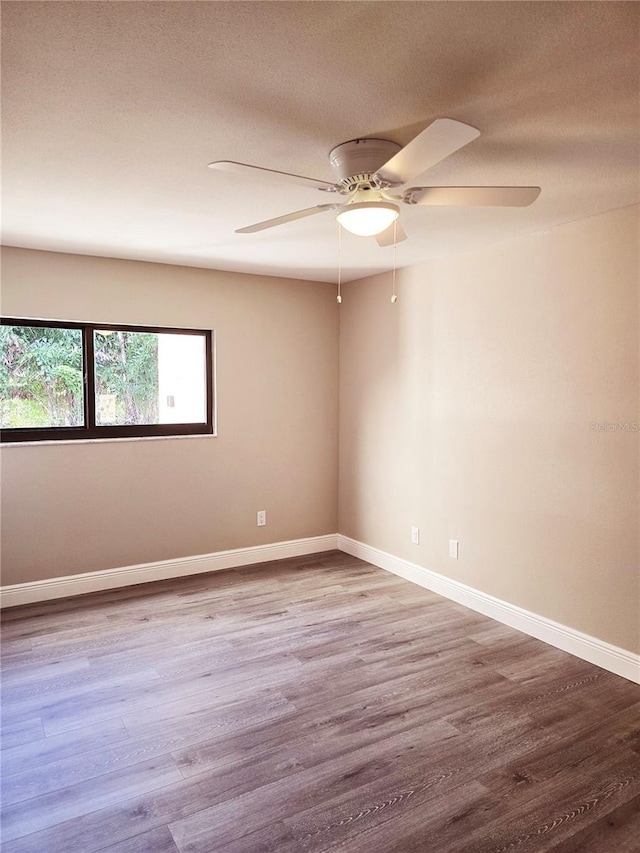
{"left": 1, "top": 432, "right": 218, "bottom": 448}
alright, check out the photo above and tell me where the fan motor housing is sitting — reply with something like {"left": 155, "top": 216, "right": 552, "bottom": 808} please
{"left": 329, "top": 138, "right": 401, "bottom": 187}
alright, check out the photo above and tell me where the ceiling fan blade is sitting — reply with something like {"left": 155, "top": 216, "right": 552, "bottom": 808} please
{"left": 375, "top": 221, "right": 408, "bottom": 247}
{"left": 208, "top": 160, "right": 337, "bottom": 192}
{"left": 375, "top": 119, "right": 480, "bottom": 187}
{"left": 236, "top": 204, "right": 337, "bottom": 234}
{"left": 406, "top": 186, "right": 541, "bottom": 207}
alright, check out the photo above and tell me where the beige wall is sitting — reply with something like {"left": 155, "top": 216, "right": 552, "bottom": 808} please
{"left": 2, "top": 209, "right": 638, "bottom": 656}
{"left": 339, "top": 205, "right": 640, "bottom": 654}
{"left": 0, "top": 248, "right": 339, "bottom": 584}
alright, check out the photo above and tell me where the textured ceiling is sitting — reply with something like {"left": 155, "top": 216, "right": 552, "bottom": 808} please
{"left": 2, "top": 1, "right": 639, "bottom": 282}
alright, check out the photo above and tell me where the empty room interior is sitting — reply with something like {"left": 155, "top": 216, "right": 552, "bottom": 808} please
{"left": 1, "top": 2, "right": 639, "bottom": 852}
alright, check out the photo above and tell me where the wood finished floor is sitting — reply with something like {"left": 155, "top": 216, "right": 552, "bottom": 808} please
{"left": 1, "top": 551, "right": 639, "bottom": 853}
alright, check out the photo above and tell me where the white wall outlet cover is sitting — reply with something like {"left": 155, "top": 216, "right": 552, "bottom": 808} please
{"left": 449, "top": 539, "right": 459, "bottom": 559}
{"left": 257, "top": 511, "right": 267, "bottom": 527}
{"left": 411, "top": 526, "right": 420, "bottom": 545}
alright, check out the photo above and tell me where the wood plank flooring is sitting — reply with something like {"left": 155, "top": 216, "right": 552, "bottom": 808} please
{"left": 1, "top": 550, "right": 639, "bottom": 852}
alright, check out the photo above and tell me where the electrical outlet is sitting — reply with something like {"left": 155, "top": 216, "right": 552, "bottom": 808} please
{"left": 449, "top": 539, "right": 459, "bottom": 559}
{"left": 257, "top": 510, "right": 266, "bottom": 527}
{"left": 411, "top": 526, "right": 420, "bottom": 545}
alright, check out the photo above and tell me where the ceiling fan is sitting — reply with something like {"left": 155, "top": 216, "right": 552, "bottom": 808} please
{"left": 208, "top": 119, "right": 541, "bottom": 246}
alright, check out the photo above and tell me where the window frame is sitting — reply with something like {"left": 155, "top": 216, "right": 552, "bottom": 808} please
{"left": 1, "top": 317, "right": 215, "bottom": 443}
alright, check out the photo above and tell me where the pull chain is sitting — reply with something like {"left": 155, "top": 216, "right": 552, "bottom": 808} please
{"left": 336, "top": 223, "right": 342, "bottom": 304}
{"left": 391, "top": 220, "right": 398, "bottom": 303}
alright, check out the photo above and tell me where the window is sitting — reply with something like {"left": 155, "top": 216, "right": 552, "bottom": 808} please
{"left": 0, "top": 319, "right": 214, "bottom": 442}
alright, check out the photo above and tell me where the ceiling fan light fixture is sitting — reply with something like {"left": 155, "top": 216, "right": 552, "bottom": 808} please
{"left": 336, "top": 201, "right": 400, "bottom": 237}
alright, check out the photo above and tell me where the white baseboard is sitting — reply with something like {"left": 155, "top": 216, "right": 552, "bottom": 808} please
{"left": 338, "top": 535, "right": 640, "bottom": 685}
{"left": 0, "top": 534, "right": 340, "bottom": 608}
{"left": 3, "top": 531, "right": 637, "bottom": 686}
